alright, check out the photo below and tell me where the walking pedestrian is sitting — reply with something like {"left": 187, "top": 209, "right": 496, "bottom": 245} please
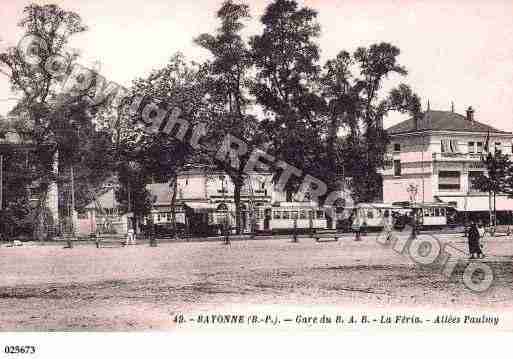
{"left": 353, "top": 212, "right": 363, "bottom": 241}
{"left": 468, "top": 221, "right": 483, "bottom": 259}
{"left": 126, "top": 227, "right": 136, "bottom": 245}
{"left": 383, "top": 210, "right": 393, "bottom": 241}
{"left": 477, "top": 221, "right": 487, "bottom": 258}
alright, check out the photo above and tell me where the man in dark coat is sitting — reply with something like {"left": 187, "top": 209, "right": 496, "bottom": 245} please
{"left": 468, "top": 221, "right": 483, "bottom": 259}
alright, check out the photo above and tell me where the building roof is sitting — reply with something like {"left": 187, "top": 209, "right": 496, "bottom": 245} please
{"left": 386, "top": 110, "right": 511, "bottom": 135}
{"left": 84, "top": 188, "right": 120, "bottom": 210}
{"left": 148, "top": 182, "right": 173, "bottom": 205}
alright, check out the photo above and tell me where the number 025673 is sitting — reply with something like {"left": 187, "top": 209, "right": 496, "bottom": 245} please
{"left": 4, "top": 346, "right": 36, "bottom": 355}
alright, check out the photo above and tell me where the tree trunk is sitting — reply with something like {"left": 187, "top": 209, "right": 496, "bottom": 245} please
{"left": 234, "top": 181, "right": 242, "bottom": 235}
{"left": 170, "top": 175, "right": 178, "bottom": 238}
{"left": 327, "top": 115, "right": 338, "bottom": 188}
{"left": 286, "top": 189, "right": 293, "bottom": 203}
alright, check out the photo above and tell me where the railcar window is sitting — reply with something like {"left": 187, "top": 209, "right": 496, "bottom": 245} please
{"left": 316, "top": 210, "right": 325, "bottom": 219}
{"left": 282, "top": 211, "right": 290, "bottom": 219}
{"left": 367, "top": 210, "right": 374, "bottom": 219}
{"left": 299, "top": 210, "right": 307, "bottom": 219}
{"left": 273, "top": 211, "right": 281, "bottom": 220}
{"left": 424, "top": 209, "right": 430, "bottom": 217}
{"left": 434, "top": 208, "right": 440, "bottom": 216}
{"left": 291, "top": 211, "right": 298, "bottom": 219}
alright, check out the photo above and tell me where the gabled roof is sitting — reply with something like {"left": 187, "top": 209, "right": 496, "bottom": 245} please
{"left": 386, "top": 110, "right": 511, "bottom": 135}
{"left": 84, "top": 188, "right": 120, "bottom": 210}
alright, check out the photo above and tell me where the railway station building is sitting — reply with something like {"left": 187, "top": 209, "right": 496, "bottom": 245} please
{"left": 146, "top": 166, "right": 353, "bottom": 235}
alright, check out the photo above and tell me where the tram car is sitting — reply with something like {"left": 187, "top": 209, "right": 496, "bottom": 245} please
{"left": 411, "top": 203, "right": 453, "bottom": 228}
{"left": 393, "top": 202, "right": 455, "bottom": 229}
{"left": 254, "top": 202, "right": 330, "bottom": 233}
{"left": 351, "top": 203, "right": 404, "bottom": 230}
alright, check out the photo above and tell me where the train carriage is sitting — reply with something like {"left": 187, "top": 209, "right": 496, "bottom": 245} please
{"left": 352, "top": 203, "right": 404, "bottom": 230}
{"left": 254, "top": 202, "right": 329, "bottom": 233}
{"left": 393, "top": 202, "right": 455, "bottom": 229}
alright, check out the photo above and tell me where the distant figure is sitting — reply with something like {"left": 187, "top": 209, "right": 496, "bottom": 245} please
{"left": 383, "top": 211, "right": 393, "bottom": 241}
{"left": 361, "top": 221, "right": 367, "bottom": 237}
{"left": 468, "top": 221, "right": 483, "bottom": 259}
{"left": 477, "top": 221, "right": 486, "bottom": 238}
{"left": 126, "top": 228, "right": 135, "bottom": 245}
{"left": 402, "top": 214, "right": 416, "bottom": 240}
{"left": 478, "top": 221, "right": 487, "bottom": 256}
{"left": 352, "top": 211, "right": 361, "bottom": 241}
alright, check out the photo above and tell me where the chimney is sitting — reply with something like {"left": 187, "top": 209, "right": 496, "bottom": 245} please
{"left": 466, "top": 106, "right": 474, "bottom": 121}
{"left": 451, "top": 101, "right": 454, "bottom": 113}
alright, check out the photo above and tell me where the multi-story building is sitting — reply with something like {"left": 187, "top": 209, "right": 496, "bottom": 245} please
{"left": 383, "top": 106, "right": 513, "bottom": 223}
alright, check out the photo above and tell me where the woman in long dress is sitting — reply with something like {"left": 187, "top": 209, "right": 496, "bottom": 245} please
{"left": 468, "top": 221, "right": 483, "bottom": 259}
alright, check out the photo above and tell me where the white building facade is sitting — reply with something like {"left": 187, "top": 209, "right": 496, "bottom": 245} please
{"left": 383, "top": 107, "right": 513, "bottom": 223}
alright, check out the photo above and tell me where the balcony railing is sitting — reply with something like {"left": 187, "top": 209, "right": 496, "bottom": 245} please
{"left": 432, "top": 152, "right": 487, "bottom": 162}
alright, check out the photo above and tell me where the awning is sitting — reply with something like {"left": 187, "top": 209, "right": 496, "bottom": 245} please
{"left": 184, "top": 202, "right": 216, "bottom": 213}
{"left": 436, "top": 195, "right": 513, "bottom": 212}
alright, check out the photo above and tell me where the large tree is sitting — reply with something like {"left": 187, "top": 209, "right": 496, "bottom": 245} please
{"left": 195, "top": 0, "right": 258, "bottom": 234}
{"left": 115, "top": 54, "right": 214, "bottom": 231}
{"left": 250, "top": 0, "right": 325, "bottom": 201}
{"left": 321, "top": 44, "right": 421, "bottom": 202}
{"left": 0, "top": 4, "right": 114, "bottom": 238}
{"left": 472, "top": 150, "right": 513, "bottom": 225}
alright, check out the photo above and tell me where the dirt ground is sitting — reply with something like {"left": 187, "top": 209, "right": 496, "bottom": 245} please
{"left": 1, "top": 233, "right": 512, "bottom": 330}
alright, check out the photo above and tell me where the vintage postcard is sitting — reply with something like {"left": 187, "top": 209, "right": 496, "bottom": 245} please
{"left": 0, "top": 0, "right": 512, "bottom": 355}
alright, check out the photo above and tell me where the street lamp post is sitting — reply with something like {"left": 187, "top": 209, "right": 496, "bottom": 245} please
{"left": 219, "top": 174, "right": 230, "bottom": 245}
{"left": 65, "top": 165, "right": 76, "bottom": 249}
{"left": 126, "top": 160, "right": 141, "bottom": 245}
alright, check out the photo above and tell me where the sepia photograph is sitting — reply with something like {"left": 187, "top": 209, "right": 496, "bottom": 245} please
{"left": 0, "top": 0, "right": 512, "bottom": 352}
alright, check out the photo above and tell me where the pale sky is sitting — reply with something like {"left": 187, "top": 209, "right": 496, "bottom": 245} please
{"left": 1, "top": 0, "right": 512, "bottom": 131}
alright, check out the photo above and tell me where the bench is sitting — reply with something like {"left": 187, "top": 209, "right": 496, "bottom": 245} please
{"left": 314, "top": 230, "right": 340, "bottom": 242}
{"left": 93, "top": 235, "right": 127, "bottom": 248}
{"left": 491, "top": 225, "right": 512, "bottom": 236}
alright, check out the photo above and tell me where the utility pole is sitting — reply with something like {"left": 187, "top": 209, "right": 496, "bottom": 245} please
{"left": 71, "top": 165, "right": 76, "bottom": 237}
{"left": 65, "top": 165, "right": 76, "bottom": 249}
{"left": 421, "top": 133, "right": 425, "bottom": 203}
{"left": 127, "top": 181, "right": 131, "bottom": 213}
{"left": 0, "top": 154, "right": 3, "bottom": 211}
{"left": 220, "top": 174, "right": 230, "bottom": 245}
{"left": 247, "top": 174, "right": 256, "bottom": 239}
{"left": 493, "top": 190, "right": 497, "bottom": 233}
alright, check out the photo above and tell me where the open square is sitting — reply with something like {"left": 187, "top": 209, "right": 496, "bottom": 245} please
{"left": 1, "top": 233, "right": 512, "bottom": 330}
